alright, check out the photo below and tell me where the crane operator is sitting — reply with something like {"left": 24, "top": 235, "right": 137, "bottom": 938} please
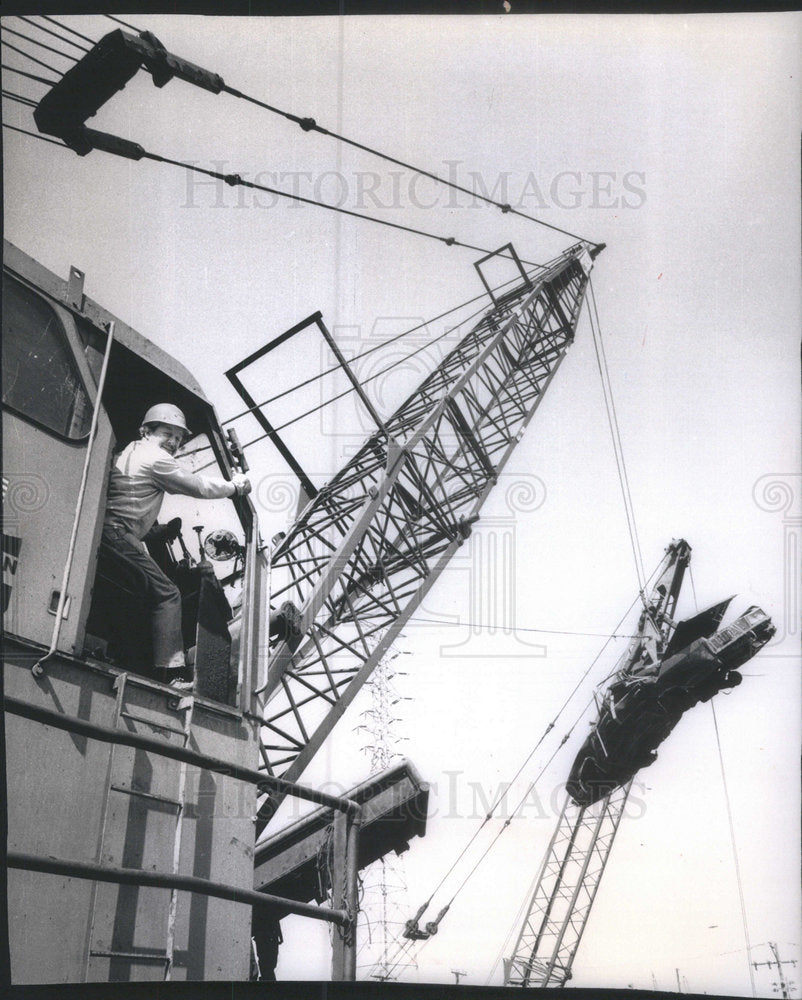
{"left": 100, "top": 403, "right": 251, "bottom": 691}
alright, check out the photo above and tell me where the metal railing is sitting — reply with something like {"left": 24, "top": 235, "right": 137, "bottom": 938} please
{"left": 5, "top": 694, "right": 362, "bottom": 980}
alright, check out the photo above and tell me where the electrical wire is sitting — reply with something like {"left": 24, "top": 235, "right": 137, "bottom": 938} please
{"left": 14, "top": 15, "right": 92, "bottom": 54}
{"left": 1, "top": 39, "right": 65, "bottom": 77}
{"left": 711, "top": 699, "right": 757, "bottom": 998}
{"left": 2, "top": 24, "right": 80, "bottom": 64}
{"left": 406, "top": 617, "right": 641, "bottom": 639}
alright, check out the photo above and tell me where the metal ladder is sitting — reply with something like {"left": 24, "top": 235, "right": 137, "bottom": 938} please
{"left": 84, "top": 672, "right": 194, "bottom": 982}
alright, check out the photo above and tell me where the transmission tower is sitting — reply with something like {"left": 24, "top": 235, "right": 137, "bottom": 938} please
{"left": 355, "top": 647, "right": 418, "bottom": 982}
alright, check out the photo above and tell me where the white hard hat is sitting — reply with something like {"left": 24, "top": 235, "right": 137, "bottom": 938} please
{"left": 141, "top": 403, "right": 190, "bottom": 436}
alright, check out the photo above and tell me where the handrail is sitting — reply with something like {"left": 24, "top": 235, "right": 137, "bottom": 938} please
{"left": 32, "top": 319, "right": 115, "bottom": 677}
{"left": 7, "top": 852, "right": 348, "bottom": 925}
{"left": 4, "top": 695, "right": 360, "bottom": 815}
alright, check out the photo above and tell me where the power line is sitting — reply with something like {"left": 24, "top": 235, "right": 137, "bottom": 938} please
{"left": 2, "top": 24, "right": 80, "bottom": 64}
{"left": 1, "top": 62, "right": 60, "bottom": 87}
{"left": 14, "top": 15, "right": 92, "bottom": 54}
{"left": 406, "top": 616, "right": 641, "bottom": 639}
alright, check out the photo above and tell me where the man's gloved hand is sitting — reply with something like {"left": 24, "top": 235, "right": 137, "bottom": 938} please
{"left": 231, "top": 473, "right": 252, "bottom": 497}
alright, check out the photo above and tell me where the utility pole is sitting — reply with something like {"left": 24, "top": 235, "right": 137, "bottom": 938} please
{"left": 452, "top": 969, "right": 468, "bottom": 985}
{"left": 753, "top": 942, "right": 797, "bottom": 998}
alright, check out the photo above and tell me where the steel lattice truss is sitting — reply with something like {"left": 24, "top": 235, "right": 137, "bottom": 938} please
{"left": 503, "top": 540, "right": 690, "bottom": 987}
{"left": 504, "top": 784, "right": 633, "bottom": 988}
{"left": 256, "top": 244, "right": 596, "bottom": 829}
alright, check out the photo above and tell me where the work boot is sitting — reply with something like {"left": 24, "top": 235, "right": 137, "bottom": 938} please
{"left": 157, "top": 665, "right": 195, "bottom": 692}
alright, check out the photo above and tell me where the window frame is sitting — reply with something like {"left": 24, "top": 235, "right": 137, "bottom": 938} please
{"left": 2, "top": 270, "right": 97, "bottom": 442}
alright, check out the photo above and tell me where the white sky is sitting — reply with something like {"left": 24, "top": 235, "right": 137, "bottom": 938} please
{"left": 3, "top": 11, "right": 801, "bottom": 996}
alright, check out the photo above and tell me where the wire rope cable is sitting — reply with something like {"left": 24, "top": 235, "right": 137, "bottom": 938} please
{"left": 217, "top": 262, "right": 545, "bottom": 432}
{"left": 222, "top": 80, "right": 594, "bottom": 246}
{"left": 14, "top": 15, "right": 92, "bottom": 54}
{"left": 589, "top": 275, "right": 645, "bottom": 586}
{"left": 1, "top": 39, "right": 66, "bottom": 77}
{"left": 587, "top": 273, "right": 646, "bottom": 599}
{"left": 2, "top": 121, "right": 67, "bottom": 146}
{"left": 39, "top": 15, "right": 96, "bottom": 47}
{"left": 376, "top": 555, "right": 664, "bottom": 981}
{"left": 2, "top": 24, "right": 81, "bottom": 64}
{"left": 1, "top": 62, "right": 60, "bottom": 87}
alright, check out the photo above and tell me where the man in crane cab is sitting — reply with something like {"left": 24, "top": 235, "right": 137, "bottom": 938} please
{"left": 100, "top": 403, "right": 251, "bottom": 691}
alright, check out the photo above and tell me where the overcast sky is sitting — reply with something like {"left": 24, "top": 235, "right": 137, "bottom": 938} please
{"left": 3, "top": 11, "right": 801, "bottom": 995}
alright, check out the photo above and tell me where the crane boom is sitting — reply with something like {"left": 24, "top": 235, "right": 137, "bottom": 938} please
{"left": 255, "top": 242, "right": 600, "bottom": 830}
{"left": 504, "top": 540, "right": 691, "bottom": 987}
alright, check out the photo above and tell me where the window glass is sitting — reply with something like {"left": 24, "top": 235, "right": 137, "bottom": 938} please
{"left": 2, "top": 273, "right": 92, "bottom": 438}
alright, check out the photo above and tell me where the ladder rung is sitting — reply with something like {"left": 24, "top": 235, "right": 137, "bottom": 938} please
{"left": 119, "top": 711, "right": 187, "bottom": 737}
{"left": 109, "top": 783, "right": 182, "bottom": 808}
{"left": 90, "top": 950, "right": 169, "bottom": 963}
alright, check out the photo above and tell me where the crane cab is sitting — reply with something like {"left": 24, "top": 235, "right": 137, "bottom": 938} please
{"left": 3, "top": 240, "right": 271, "bottom": 983}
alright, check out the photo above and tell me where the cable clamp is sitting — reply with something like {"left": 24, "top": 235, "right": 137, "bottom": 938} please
{"left": 500, "top": 203, "right": 511, "bottom": 213}
{"left": 444, "top": 237, "right": 455, "bottom": 246}
{"left": 299, "top": 117, "right": 317, "bottom": 132}
{"left": 224, "top": 173, "right": 243, "bottom": 187}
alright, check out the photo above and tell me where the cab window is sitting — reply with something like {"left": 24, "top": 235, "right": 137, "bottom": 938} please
{"left": 2, "top": 273, "right": 92, "bottom": 439}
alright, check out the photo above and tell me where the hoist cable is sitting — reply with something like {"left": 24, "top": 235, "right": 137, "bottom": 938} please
{"left": 1, "top": 62, "right": 60, "bottom": 87}
{"left": 191, "top": 287, "right": 503, "bottom": 470}
{"left": 142, "top": 148, "right": 535, "bottom": 262}
{"left": 218, "top": 264, "right": 543, "bottom": 431}
{"left": 589, "top": 276, "right": 646, "bottom": 586}
{"left": 711, "top": 699, "right": 757, "bottom": 998}
{"left": 380, "top": 556, "right": 664, "bottom": 978}
{"left": 15, "top": 15, "right": 92, "bottom": 54}
{"left": 3, "top": 121, "right": 66, "bottom": 147}
{"left": 2, "top": 25, "right": 81, "bottom": 64}
{"left": 3, "top": 90, "right": 39, "bottom": 108}
{"left": 222, "top": 82, "right": 594, "bottom": 246}
{"left": 587, "top": 274, "right": 645, "bottom": 598}
{"left": 103, "top": 13, "right": 144, "bottom": 33}
{"left": 1, "top": 39, "right": 66, "bottom": 77}
{"left": 39, "top": 15, "right": 96, "bottom": 46}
